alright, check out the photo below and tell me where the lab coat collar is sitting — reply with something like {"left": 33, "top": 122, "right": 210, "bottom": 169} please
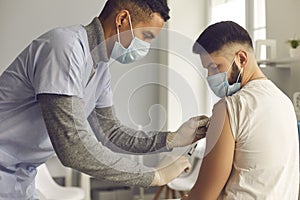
{"left": 84, "top": 17, "right": 109, "bottom": 63}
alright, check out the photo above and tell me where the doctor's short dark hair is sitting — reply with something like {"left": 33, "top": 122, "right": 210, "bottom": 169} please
{"left": 101, "top": 0, "right": 170, "bottom": 23}
{"left": 193, "top": 21, "right": 253, "bottom": 55}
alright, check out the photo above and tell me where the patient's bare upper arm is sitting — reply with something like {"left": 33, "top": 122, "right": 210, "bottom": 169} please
{"left": 187, "top": 99, "right": 235, "bottom": 200}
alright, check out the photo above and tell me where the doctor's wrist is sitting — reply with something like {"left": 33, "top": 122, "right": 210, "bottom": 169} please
{"left": 166, "top": 132, "right": 176, "bottom": 150}
{"left": 150, "top": 171, "right": 161, "bottom": 186}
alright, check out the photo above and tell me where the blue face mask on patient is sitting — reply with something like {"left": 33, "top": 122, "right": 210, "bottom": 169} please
{"left": 206, "top": 58, "right": 243, "bottom": 98}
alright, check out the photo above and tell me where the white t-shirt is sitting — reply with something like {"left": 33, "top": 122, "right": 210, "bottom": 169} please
{"left": 220, "top": 80, "right": 299, "bottom": 199}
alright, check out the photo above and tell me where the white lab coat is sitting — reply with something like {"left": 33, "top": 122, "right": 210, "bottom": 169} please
{"left": 0, "top": 24, "right": 113, "bottom": 199}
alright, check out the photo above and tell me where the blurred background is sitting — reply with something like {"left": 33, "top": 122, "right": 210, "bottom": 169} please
{"left": 1, "top": 0, "right": 300, "bottom": 199}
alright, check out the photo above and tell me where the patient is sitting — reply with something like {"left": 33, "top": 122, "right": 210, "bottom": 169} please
{"left": 184, "top": 21, "right": 299, "bottom": 199}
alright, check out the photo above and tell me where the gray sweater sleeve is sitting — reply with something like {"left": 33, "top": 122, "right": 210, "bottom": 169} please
{"left": 87, "top": 107, "right": 169, "bottom": 154}
{"left": 37, "top": 94, "right": 154, "bottom": 187}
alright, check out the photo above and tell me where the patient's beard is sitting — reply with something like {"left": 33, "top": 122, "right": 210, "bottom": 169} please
{"left": 228, "top": 61, "right": 242, "bottom": 85}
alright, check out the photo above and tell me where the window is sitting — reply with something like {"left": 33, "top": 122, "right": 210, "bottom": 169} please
{"left": 253, "top": 0, "right": 266, "bottom": 42}
{"left": 209, "top": 0, "right": 246, "bottom": 27}
{"left": 208, "top": 0, "right": 267, "bottom": 59}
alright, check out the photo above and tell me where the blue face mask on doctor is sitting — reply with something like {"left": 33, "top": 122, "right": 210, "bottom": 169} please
{"left": 206, "top": 56, "right": 243, "bottom": 98}
{"left": 111, "top": 14, "right": 150, "bottom": 64}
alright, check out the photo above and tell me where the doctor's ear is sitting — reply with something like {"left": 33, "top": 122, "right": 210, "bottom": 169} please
{"left": 115, "top": 10, "right": 130, "bottom": 27}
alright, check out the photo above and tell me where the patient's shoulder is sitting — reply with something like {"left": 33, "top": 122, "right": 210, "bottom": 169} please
{"left": 212, "top": 98, "right": 227, "bottom": 115}
{"left": 205, "top": 98, "right": 232, "bottom": 156}
{"left": 209, "top": 98, "right": 228, "bottom": 138}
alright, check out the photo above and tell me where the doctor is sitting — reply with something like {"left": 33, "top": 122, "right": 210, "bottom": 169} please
{"left": 0, "top": 0, "right": 208, "bottom": 199}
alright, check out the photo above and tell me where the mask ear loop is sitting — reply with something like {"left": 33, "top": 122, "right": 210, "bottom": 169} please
{"left": 116, "top": 25, "right": 121, "bottom": 43}
{"left": 235, "top": 51, "right": 244, "bottom": 83}
{"left": 127, "top": 14, "right": 135, "bottom": 39}
{"left": 116, "top": 13, "right": 134, "bottom": 43}
{"left": 226, "top": 56, "right": 243, "bottom": 84}
{"left": 236, "top": 67, "right": 244, "bottom": 83}
{"left": 226, "top": 57, "right": 236, "bottom": 73}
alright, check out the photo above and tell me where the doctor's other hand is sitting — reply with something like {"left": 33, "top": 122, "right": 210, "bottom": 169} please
{"left": 167, "top": 115, "right": 209, "bottom": 149}
{"left": 151, "top": 155, "right": 191, "bottom": 186}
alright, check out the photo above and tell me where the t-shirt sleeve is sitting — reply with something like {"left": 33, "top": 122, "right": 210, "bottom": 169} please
{"left": 225, "top": 96, "right": 238, "bottom": 140}
{"left": 225, "top": 95, "right": 249, "bottom": 142}
{"left": 31, "top": 29, "right": 85, "bottom": 98}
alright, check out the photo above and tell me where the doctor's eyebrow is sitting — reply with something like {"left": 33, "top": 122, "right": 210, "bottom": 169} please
{"left": 143, "top": 31, "right": 155, "bottom": 39}
{"left": 206, "top": 62, "right": 217, "bottom": 69}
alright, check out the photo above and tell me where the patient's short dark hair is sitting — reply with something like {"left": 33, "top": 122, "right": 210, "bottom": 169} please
{"left": 193, "top": 21, "right": 253, "bottom": 54}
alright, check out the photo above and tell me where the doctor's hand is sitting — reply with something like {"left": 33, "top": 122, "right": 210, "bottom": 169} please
{"left": 150, "top": 155, "right": 191, "bottom": 186}
{"left": 167, "top": 115, "right": 209, "bottom": 149}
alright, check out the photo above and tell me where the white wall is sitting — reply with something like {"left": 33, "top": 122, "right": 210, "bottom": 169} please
{"left": 263, "top": 0, "right": 300, "bottom": 102}
{"left": 266, "top": 0, "right": 300, "bottom": 59}
{"left": 0, "top": 0, "right": 105, "bottom": 73}
{"left": 167, "top": 0, "right": 211, "bottom": 131}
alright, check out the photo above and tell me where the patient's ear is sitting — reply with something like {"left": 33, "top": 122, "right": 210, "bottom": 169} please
{"left": 236, "top": 50, "right": 248, "bottom": 67}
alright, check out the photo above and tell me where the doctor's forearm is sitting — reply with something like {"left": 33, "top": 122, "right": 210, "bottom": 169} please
{"left": 89, "top": 106, "right": 169, "bottom": 154}
{"left": 37, "top": 94, "right": 154, "bottom": 187}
